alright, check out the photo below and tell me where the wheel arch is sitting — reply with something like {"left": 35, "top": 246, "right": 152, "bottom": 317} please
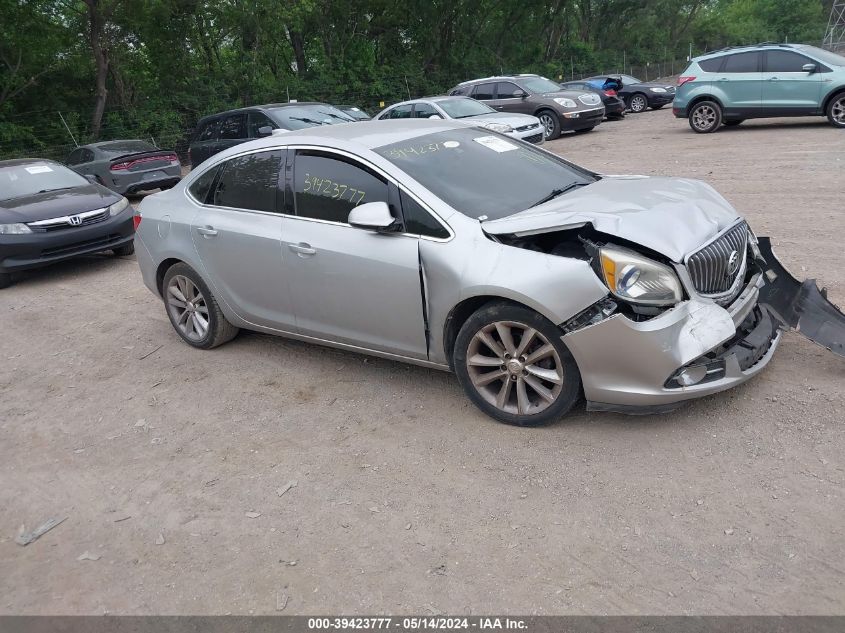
{"left": 822, "top": 87, "right": 845, "bottom": 113}
{"left": 687, "top": 93, "right": 724, "bottom": 112}
{"left": 156, "top": 257, "right": 185, "bottom": 297}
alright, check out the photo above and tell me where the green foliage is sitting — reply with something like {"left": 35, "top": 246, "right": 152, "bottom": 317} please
{"left": 0, "top": 0, "right": 830, "bottom": 159}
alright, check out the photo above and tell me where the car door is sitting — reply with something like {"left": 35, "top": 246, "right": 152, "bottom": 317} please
{"left": 490, "top": 81, "right": 532, "bottom": 115}
{"left": 280, "top": 149, "right": 427, "bottom": 359}
{"left": 714, "top": 51, "right": 762, "bottom": 116}
{"left": 762, "top": 49, "right": 823, "bottom": 113}
{"left": 190, "top": 118, "right": 221, "bottom": 167}
{"left": 189, "top": 149, "right": 297, "bottom": 330}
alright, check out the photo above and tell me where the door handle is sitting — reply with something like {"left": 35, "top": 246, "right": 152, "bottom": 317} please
{"left": 768, "top": 77, "right": 779, "bottom": 80}
{"left": 196, "top": 226, "right": 218, "bottom": 237}
{"left": 289, "top": 242, "right": 316, "bottom": 256}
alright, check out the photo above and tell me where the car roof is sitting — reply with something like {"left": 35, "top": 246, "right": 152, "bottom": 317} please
{"left": 455, "top": 74, "right": 541, "bottom": 86}
{"left": 0, "top": 158, "right": 63, "bottom": 168}
{"left": 198, "top": 102, "right": 331, "bottom": 121}
{"left": 694, "top": 42, "right": 803, "bottom": 61}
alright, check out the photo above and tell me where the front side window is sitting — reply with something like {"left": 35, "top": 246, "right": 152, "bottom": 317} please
{"left": 248, "top": 112, "right": 276, "bottom": 137}
{"left": 765, "top": 50, "right": 812, "bottom": 73}
{"left": 375, "top": 128, "right": 595, "bottom": 221}
{"left": 219, "top": 114, "right": 247, "bottom": 140}
{"left": 294, "top": 151, "right": 389, "bottom": 224}
{"left": 413, "top": 103, "right": 438, "bottom": 118}
{"left": 211, "top": 150, "right": 282, "bottom": 212}
{"left": 400, "top": 191, "right": 449, "bottom": 239}
{"left": 471, "top": 83, "right": 496, "bottom": 100}
{"left": 496, "top": 82, "right": 522, "bottom": 98}
{"left": 723, "top": 52, "right": 760, "bottom": 73}
{"left": 386, "top": 105, "right": 412, "bottom": 119}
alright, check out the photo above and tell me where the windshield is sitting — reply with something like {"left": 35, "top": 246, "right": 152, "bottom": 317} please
{"left": 374, "top": 128, "right": 595, "bottom": 221}
{"left": 97, "top": 140, "right": 156, "bottom": 156}
{"left": 799, "top": 45, "right": 845, "bottom": 67}
{"left": 0, "top": 162, "right": 88, "bottom": 200}
{"left": 519, "top": 76, "right": 563, "bottom": 94}
{"left": 437, "top": 98, "right": 496, "bottom": 118}
{"left": 267, "top": 105, "right": 355, "bottom": 130}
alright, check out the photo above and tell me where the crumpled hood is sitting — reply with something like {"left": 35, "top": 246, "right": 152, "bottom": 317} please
{"left": 482, "top": 176, "right": 741, "bottom": 262}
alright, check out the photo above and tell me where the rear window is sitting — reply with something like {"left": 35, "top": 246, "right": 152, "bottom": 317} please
{"left": 0, "top": 162, "right": 87, "bottom": 201}
{"left": 97, "top": 141, "right": 156, "bottom": 156}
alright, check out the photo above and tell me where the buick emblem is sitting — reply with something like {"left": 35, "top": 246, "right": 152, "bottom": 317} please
{"left": 68, "top": 215, "right": 82, "bottom": 226}
{"left": 726, "top": 250, "right": 741, "bottom": 276}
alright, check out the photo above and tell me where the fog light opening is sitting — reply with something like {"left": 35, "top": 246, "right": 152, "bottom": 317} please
{"left": 676, "top": 365, "right": 708, "bottom": 387}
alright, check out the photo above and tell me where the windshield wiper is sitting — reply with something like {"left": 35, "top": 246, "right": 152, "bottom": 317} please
{"left": 36, "top": 186, "right": 76, "bottom": 194}
{"left": 288, "top": 116, "right": 329, "bottom": 126}
{"left": 528, "top": 182, "right": 589, "bottom": 208}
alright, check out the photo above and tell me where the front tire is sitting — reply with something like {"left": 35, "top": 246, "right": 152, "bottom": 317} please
{"left": 537, "top": 109, "right": 561, "bottom": 140}
{"left": 826, "top": 93, "right": 845, "bottom": 128}
{"left": 688, "top": 100, "right": 722, "bottom": 133}
{"left": 628, "top": 93, "right": 648, "bottom": 113}
{"left": 453, "top": 302, "right": 581, "bottom": 426}
{"left": 162, "top": 263, "right": 239, "bottom": 349}
{"left": 113, "top": 242, "right": 135, "bottom": 256}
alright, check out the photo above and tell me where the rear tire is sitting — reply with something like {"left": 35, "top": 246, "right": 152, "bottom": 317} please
{"left": 688, "top": 100, "right": 722, "bottom": 133}
{"left": 0, "top": 273, "right": 11, "bottom": 289}
{"left": 537, "top": 109, "right": 561, "bottom": 140}
{"left": 826, "top": 92, "right": 845, "bottom": 128}
{"left": 162, "top": 263, "right": 239, "bottom": 349}
{"left": 452, "top": 302, "right": 582, "bottom": 426}
{"left": 628, "top": 93, "right": 648, "bottom": 113}
{"left": 113, "top": 242, "right": 135, "bottom": 256}
{"left": 724, "top": 119, "right": 744, "bottom": 127}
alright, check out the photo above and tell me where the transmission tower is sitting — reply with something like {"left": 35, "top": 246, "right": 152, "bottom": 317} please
{"left": 824, "top": 1, "right": 845, "bottom": 52}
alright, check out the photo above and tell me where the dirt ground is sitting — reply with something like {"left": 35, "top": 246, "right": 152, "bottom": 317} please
{"left": 1, "top": 109, "right": 844, "bottom": 616}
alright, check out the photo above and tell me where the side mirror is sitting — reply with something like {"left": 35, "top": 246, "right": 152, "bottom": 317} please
{"left": 84, "top": 174, "right": 98, "bottom": 184}
{"left": 348, "top": 201, "right": 395, "bottom": 231}
{"left": 515, "top": 90, "right": 527, "bottom": 99}
{"left": 428, "top": 114, "right": 442, "bottom": 119}
{"left": 802, "top": 63, "right": 816, "bottom": 73}
{"left": 257, "top": 125, "right": 274, "bottom": 137}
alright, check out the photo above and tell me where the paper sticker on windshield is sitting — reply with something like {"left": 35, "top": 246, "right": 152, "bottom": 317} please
{"left": 443, "top": 141, "right": 460, "bottom": 149}
{"left": 473, "top": 136, "right": 517, "bottom": 153}
{"left": 25, "top": 165, "right": 53, "bottom": 174}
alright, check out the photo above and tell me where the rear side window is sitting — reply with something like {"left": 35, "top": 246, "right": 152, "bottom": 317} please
{"left": 188, "top": 165, "right": 220, "bottom": 203}
{"left": 765, "top": 50, "right": 812, "bottom": 72}
{"left": 723, "top": 52, "right": 760, "bottom": 73}
{"left": 698, "top": 57, "right": 724, "bottom": 72}
{"left": 219, "top": 114, "right": 247, "bottom": 140}
{"left": 211, "top": 150, "right": 283, "bottom": 212}
{"left": 293, "top": 151, "right": 389, "bottom": 224}
{"left": 471, "top": 83, "right": 496, "bottom": 100}
{"left": 400, "top": 191, "right": 449, "bottom": 239}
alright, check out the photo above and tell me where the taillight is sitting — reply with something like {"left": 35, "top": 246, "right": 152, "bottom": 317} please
{"left": 166, "top": 153, "right": 180, "bottom": 164}
{"left": 111, "top": 162, "right": 130, "bottom": 171}
{"left": 678, "top": 76, "right": 696, "bottom": 86}
{"left": 133, "top": 210, "right": 142, "bottom": 230}
{"left": 604, "top": 89, "right": 617, "bottom": 96}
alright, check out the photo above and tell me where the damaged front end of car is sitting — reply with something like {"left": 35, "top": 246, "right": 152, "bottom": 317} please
{"left": 488, "top": 219, "right": 844, "bottom": 414}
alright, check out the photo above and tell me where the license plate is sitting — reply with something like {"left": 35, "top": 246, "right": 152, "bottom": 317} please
{"left": 143, "top": 170, "right": 164, "bottom": 181}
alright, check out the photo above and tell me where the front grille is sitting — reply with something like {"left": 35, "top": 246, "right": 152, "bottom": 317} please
{"left": 524, "top": 133, "right": 543, "bottom": 144}
{"left": 28, "top": 208, "right": 109, "bottom": 232}
{"left": 686, "top": 222, "right": 748, "bottom": 300}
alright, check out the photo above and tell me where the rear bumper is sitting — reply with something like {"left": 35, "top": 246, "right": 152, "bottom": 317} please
{"left": 648, "top": 93, "right": 675, "bottom": 106}
{"left": 0, "top": 208, "right": 135, "bottom": 273}
{"left": 560, "top": 107, "right": 605, "bottom": 131}
{"left": 106, "top": 166, "right": 182, "bottom": 195}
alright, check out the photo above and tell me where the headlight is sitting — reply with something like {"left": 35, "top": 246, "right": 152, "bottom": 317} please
{"left": 650, "top": 87, "right": 667, "bottom": 93}
{"left": 598, "top": 246, "right": 683, "bottom": 306}
{"left": 482, "top": 122, "right": 514, "bottom": 133}
{"left": 0, "top": 223, "right": 33, "bottom": 235}
{"left": 109, "top": 197, "right": 130, "bottom": 216}
{"left": 553, "top": 97, "right": 577, "bottom": 108}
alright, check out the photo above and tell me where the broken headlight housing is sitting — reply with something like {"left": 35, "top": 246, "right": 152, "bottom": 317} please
{"left": 598, "top": 246, "right": 683, "bottom": 306}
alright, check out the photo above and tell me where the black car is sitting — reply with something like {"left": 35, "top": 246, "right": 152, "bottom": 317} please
{"left": 586, "top": 74, "right": 676, "bottom": 113}
{"left": 557, "top": 80, "right": 626, "bottom": 119}
{"left": 335, "top": 105, "right": 371, "bottom": 121}
{"left": 0, "top": 159, "right": 134, "bottom": 288}
{"left": 188, "top": 102, "right": 355, "bottom": 167}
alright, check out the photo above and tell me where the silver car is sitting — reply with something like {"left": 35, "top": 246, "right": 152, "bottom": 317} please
{"left": 66, "top": 140, "right": 182, "bottom": 196}
{"left": 375, "top": 96, "right": 545, "bottom": 144}
{"left": 134, "top": 120, "right": 843, "bottom": 426}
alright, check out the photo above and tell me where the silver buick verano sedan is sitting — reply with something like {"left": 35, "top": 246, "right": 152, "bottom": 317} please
{"left": 134, "top": 119, "right": 840, "bottom": 426}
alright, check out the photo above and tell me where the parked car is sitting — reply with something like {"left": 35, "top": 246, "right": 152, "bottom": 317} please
{"left": 0, "top": 159, "right": 134, "bottom": 289}
{"left": 448, "top": 74, "right": 604, "bottom": 140}
{"left": 188, "top": 103, "right": 355, "bottom": 167}
{"left": 133, "top": 119, "right": 843, "bottom": 426}
{"left": 336, "top": 105, "right": 372, "bottom": 121}
{"left": 674, "top": 43, "right": 845, "bottom": 133}
{"left": 586, "top": 74, "right": 676, "bottom": 113}
{"left": 557, "top": 80, "right": 626, "bottom": 119}
{"left": 375, "top": 96, "right": 545, "bottom": 144}
{"left": 66, "top": 139, "right": 181, "bottom": 196}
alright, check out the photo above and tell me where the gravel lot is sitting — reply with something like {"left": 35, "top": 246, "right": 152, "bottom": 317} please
{"left": 1, "top": 109, "right": 843, "bottom": 615}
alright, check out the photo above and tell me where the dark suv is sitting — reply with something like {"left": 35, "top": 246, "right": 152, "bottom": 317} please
{"left": 188, "top": 103, "right": 354, "bottom": 167}
{"left": 448, "top": 74, "right": 604, "bottom": 140}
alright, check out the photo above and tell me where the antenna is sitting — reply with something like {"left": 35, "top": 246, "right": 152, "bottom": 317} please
{"left": 824, "top": 1, "right": 845, "bottom": 53}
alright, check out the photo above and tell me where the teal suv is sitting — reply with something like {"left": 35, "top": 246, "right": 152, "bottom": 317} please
{"left": 673, "top": 43, "right": 845, "bottom": 133}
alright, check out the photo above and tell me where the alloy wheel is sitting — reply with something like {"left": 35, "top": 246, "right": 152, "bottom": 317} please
{"left": 166, "top": 274, "right": 210, "bottom": 342}
{"left": 630, "top": 95, "right": 647, "bottom": 112}
{"left": 832, "top": 96, "right": 845, "bottom": 125}
{"left": 538, "top": 114, "right": 555, "bottom": 139}
{"left": 692, "top": 104, "right": 717, "bottom": 131}
{"left": 465, "top": 320, "right": 564, "bottom": 416}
